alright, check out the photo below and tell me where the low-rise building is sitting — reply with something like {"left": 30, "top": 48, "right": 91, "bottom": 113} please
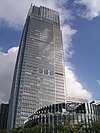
{"left": 25, "top": 101, "right": 100, "bottom": 133}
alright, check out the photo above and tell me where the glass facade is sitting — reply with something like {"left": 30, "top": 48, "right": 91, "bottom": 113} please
{"left": 0, "top": 103, "right": 9, "bottom": 130}
{"left": 7, "top": 5, "right": 65, "bottom": 129}
{"left": 25, "top": 102, "right": 100, "bottom": 133}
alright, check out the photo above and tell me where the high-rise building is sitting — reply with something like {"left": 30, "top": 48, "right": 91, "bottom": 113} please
{"left": 0, "top": 103, "right": 9, "bottom": 130}
{"left": 7, "top": 5, "right": 65, "bottom": 129}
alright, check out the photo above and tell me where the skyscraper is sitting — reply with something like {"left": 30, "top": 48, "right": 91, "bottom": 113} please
{"left": 0, "top": 103, "right": 9, "bottom": 130}
{"left": 7, "top": 5, "right": 65, "bottom": 129}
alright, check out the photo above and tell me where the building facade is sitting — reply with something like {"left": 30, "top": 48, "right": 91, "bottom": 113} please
{"left": 67, "top": 96, "right": 88, "bottom": 103}
{"left": 7, "top": 5, "right": 65, "bottom": 129}
{"left": 25, "top": 102, "right": 100, "bottom": 133}
{"left": 0, "top": 103, "right": 9, "bottom": 130}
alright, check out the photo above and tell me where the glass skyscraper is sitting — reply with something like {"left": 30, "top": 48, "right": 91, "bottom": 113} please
{"left": 7, "top": 5, "right": 65, "bottom": 129}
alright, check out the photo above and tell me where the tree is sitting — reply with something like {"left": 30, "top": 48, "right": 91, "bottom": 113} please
{"left": 0, "top": 120, "right": 99, "bottom": 133}
{"left": 58, "top": 120, "right": 100, "bottom": 133}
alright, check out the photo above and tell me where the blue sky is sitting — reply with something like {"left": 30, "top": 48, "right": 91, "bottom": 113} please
{"left": 71, "top": 17, "right": 100, "bottom": 100}
{"left": 0, "top": 0, "right": 100, "bottom": 103}
{"left": 0, "top": 26, "right": 21, "bottom": 52}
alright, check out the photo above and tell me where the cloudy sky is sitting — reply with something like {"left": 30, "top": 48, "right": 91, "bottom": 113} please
{"left": 0, "top": 0, "right": 100, "bottom": 103}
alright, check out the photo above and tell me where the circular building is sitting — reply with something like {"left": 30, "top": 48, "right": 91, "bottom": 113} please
{"left": 25, "top": 102, "right": 99, "bottom": 133}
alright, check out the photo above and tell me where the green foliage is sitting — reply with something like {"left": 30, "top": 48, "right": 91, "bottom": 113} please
{"left": 58, "top": 122, "right": 78, "bottom": 133}
{"left": 58, "top": 120, "right": 100, "bottom": 133}
{"left": 12, "top": 126, "right": 41, "bottom": 133}
{"left": 11, "top": 124, "right": 53, "bottom": 133}
{"left": 0, "top": 120, "right": 100, "bottom": 133}
{"left": 92, "top": 120, "right": 100, "bottom": 133}
{"left": 0, "top": 129, "right": 6, "bottom": 133}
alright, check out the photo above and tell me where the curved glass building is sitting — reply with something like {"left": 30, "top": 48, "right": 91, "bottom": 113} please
{"left": 25, "top": 102, "right": 100, "bottom": 133}
{"left": 7, "top": 5, "right": 65, "bottom": 130}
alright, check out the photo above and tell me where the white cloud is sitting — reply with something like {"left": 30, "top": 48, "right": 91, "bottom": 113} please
{"left": 97, "top": 80, "right": 100, "bottom": 85}
{"left": 75, "top": 0, "right": 100, "bottom": 20}
{"left": 0, "top": 0, "right": 72, "bottom": 28}
{"left": 61, "top": 24, "right": 92, "bottom": 101}
{"left": 62, "top": 24, "right": 77, "bottom": 58}
{"left": 65, "top": 66, "right": 92, "bottom": 100}
{"left": 0, "top": 0, "right": 92, "bottom": 103}
{"left": 0, "top": 47, "right": 18, "bottom": 103}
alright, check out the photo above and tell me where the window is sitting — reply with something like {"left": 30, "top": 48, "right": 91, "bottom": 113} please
{"left": 39, "top": 68, "right": 43, "bottom": 73}
{"left": 44, "top": 69, "right": 48, "bottom": 74}
{"left": 50, "top": 70, "right": 54, "bottom": 76}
